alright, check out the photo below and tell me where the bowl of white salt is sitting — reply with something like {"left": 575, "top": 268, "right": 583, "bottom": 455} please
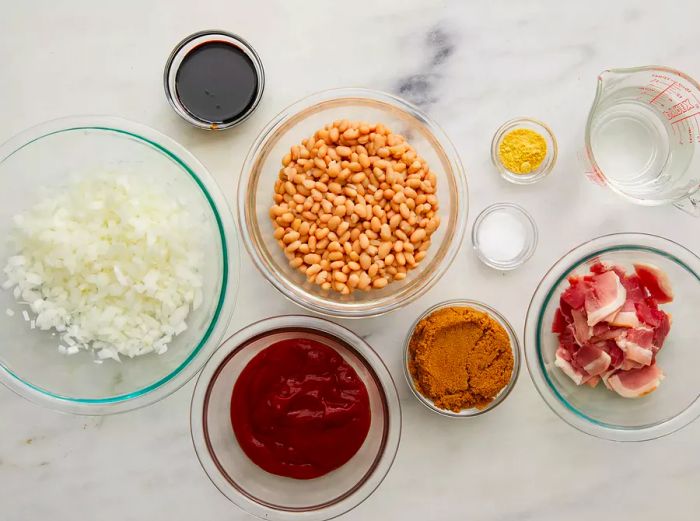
{"left": 0, "top": 116, "right": 238, "bottom": 414}
{"left": 471, "top": 203, "right": 537, "bottom": 270}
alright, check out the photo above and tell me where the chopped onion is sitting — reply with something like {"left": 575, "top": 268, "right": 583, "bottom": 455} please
{"left": 3, "top": 174, "right": 205, "bottom": 359}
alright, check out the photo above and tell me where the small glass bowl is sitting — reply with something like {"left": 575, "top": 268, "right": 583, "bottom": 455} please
{"left": 238, "top": 88, "right": 468, "bottom": 318}
{"left": 525, "top": 233, "right": 700, "bottom": 441}
{"left": 190, "top": 315, "right": 401, "bottom": 521}
{"left": 403, "top": 299, "right": 521, "bottom": 418}
{"left": 491, "top": 117, "right": 557, "bottom": 184}
{"left": 163, "top": 30, "right": 265, "bottom": 130}
{"left": 472, "top": 203, "right": 538, "bottom": 270}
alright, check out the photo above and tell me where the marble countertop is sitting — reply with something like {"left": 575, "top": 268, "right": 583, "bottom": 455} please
{"left": 1, "top": 1, "right": 699, "bottom": 519}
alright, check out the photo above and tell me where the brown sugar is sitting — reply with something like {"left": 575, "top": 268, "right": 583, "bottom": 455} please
{"left": 408, "top": 306, "right": 514, "bottom": 412}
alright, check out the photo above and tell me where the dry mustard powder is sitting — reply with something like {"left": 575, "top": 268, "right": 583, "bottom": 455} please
{"left": 498, "top": 128, "right": 547, "bottom": 174}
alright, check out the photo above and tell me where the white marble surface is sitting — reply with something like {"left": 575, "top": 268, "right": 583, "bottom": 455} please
{"left": 1, "top": 1, "right": 699, "bottom": 519}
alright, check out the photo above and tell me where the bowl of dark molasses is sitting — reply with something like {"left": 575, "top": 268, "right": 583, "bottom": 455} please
{"left": 164, "top": 30, "right": 265, "bottom": 130}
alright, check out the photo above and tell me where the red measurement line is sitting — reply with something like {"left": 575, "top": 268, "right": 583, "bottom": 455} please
{"left": 650, "top": 81, "right": 676, "bottom": 103}
{"left": 672, "top": 111, "right": 700, "bottom": 124}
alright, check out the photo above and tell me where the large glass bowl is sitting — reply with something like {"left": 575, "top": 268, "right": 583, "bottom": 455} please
{"left": 238, "top": 88, "right": 468, "bottom": 318}
{"left": 190, "top": 315, "right": 401, "bottom": 521}
{"left": 525, "top": 233, "right": 700, "bottom": 441}
{"left": 0, "top": 116, "right": 238, "bottom": 414}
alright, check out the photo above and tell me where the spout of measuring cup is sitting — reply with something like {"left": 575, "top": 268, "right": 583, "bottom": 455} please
{"left": 592, "top": 68, "right": 633, "bottom": 105}
{"left": 674, "top": 194, "right": 700, "bottom": 217}
{"left": 594, "top": 70, "right": 615, "bottom": 100}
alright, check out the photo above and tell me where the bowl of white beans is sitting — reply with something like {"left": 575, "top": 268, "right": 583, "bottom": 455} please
{"left": 239, "top": 88, "right": 467, "bottom": 318}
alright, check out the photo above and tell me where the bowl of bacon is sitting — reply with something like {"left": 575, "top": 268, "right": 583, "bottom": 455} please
{"left": 525, "top": 233, "right": 700, "bottom": 441}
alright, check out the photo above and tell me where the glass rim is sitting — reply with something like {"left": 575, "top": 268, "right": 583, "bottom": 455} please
{"left": 524, "top": 232, "right": 700, "bottom": 441}
{"left": 237, "top": 87, "right": 469, "bottom": 318}
{"left": 190, "top": 314, "right": 402, "bottom": 520}
{"left": 402, "top": 298, "right": 521, "bottom": 418}
{"left": 0, "top": 115, "right": 237, "bottom": 413}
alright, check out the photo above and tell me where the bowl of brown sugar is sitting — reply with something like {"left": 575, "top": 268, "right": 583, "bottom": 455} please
{"left": 404, "top": 300, "right": 520, "bottom": 417}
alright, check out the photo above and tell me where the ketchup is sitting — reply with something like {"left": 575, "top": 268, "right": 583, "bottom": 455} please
{"left": 230, "top": 338, "right": 371, "bottom": 480}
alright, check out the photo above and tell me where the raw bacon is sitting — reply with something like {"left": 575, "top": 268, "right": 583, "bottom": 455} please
{"left": 607, "top": 364, "right": 665, "bottom": 398}
{"left": 584, "top": 271, "right": 627, "bottom": 326}
{"left": 550, "top": 262, "right": 673, "bottom": 398}
{"left": 634, "top": 263, "right": 674, "bottom": 304}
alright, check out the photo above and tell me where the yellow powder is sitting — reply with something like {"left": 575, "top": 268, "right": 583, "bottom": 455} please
{"left": 498, "top": 128, "right": 547, "bottom": 174}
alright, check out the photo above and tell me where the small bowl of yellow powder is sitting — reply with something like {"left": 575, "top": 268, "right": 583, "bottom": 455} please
{"left": 491, "top": 117, "right": 557, "bottom": 184}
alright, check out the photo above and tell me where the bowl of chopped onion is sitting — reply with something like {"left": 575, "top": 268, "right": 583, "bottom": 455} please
{"left": 0, "top": 116, "right": 237, "bottom": 414}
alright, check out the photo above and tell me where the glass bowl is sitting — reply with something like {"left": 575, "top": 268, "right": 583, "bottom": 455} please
{"left": 190, "top": 315, "right": 401, "bottom": 521}
{"left": 403, "top": 299, "right": 521, "bottom": 418}
{"left": 0, "top": 116, "right": 238, "bottom": 414}
{"left": 524, "top": 233, "right": 700, "bottom": 441}
{"left": 471, "top": 203, "right": 538, "bottom": 270}
{"left": 491, "top": 117, "right": 557, "bottom": 184}
{"left": 163, "top": 30, "right": 265, "bottom": 130}
{"left": 238, "top": 88, "right": 468, "bottom": 318}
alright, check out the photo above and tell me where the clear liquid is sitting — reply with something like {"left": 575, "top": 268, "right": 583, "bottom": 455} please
{"left": 589, "top": 87, "right": 694, "bottom": 201}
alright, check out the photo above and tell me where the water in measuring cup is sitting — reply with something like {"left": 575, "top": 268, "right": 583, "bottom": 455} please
{"left": 589, "top": 87, "right": 693, "bottom": 199}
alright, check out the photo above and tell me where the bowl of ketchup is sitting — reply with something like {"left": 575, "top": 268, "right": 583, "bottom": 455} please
{"left": 190, "top": 315, "right": 401, "bottom": 521}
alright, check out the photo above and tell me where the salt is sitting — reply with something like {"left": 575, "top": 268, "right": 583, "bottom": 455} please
{"left": 476, "top": 211, "right": 526, "bottom": 262}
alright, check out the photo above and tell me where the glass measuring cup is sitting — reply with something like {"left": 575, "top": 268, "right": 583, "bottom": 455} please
{"left": 584, "top": 66, "right": 700, "bottom": 216}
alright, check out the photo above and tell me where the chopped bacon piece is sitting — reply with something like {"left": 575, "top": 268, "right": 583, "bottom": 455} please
{"left": 604, "top": 342, "right": 625, "bottom": 370}
{"left": 561, "top": 279, "right": 586, "bottom": 310}
{"left": 590, "top": 324, "right": 626, "bottom": 342}
{"left": 571, "top": 308, "right": 592, "bottom": 345}
{"left": 634, "top": 263, "right": 674, "bottom": 304}
{"left": 573, "top": 343, "right": 611, "bottom": 376}
{"left": 559, "top": 296, "right": 573, "bottom": 321}
{"left": 552, "top": 308, "right": 568, "bottom": 334}
{"left": 559, "top": 326, "right": 577, "bottom": 354}
{"left": 589, "top": 261, "right": 609, "bottom": 274}
{"left": 607, "top": 364, "right": 664, "bottom": 398}
{"left": 616, "top": 328, "right": 654, "bottom": 366}
{"left": 626, "top": 327, "right": 654, "bottom": 349}
{"left": 620, "top": 274, "right": 646, "bottom": 303}
{"left": 653, "top": 312, "right": 671, "bottom": 349}
{"left": 621, "top": 359, "right": 646, "bottom": 371}
{"left": 554, "top": 348, "right": 585, "bottom": 385}
{"left": 584, "top": 271, "right": 626, "bottom": 326}
{"left": 608, "top": 310, "right": 640, "bottom": 328}
{"left": 610, "top": 264, "right": 628, "bottom": 280}
{"left": 635, "top": 297, "right": 666, "bottom": 327}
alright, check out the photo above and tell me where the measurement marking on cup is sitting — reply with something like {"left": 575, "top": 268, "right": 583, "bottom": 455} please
{"left": 671, "top": 111, "right": 700, "bottom": 125}
{"left": 650, "top": 81, "right": 677, "bottom": 104}
{"left": 665, "top": 99, "right": 695, "bottom": 120}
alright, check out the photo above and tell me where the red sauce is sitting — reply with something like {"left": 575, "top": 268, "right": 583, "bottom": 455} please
{"left": 230, "top": 337, "right": 371, "bottom": 479}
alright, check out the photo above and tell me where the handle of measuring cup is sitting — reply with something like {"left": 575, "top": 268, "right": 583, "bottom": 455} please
{"left": 674, "top": 194, "right": 700, "bottom": 217}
